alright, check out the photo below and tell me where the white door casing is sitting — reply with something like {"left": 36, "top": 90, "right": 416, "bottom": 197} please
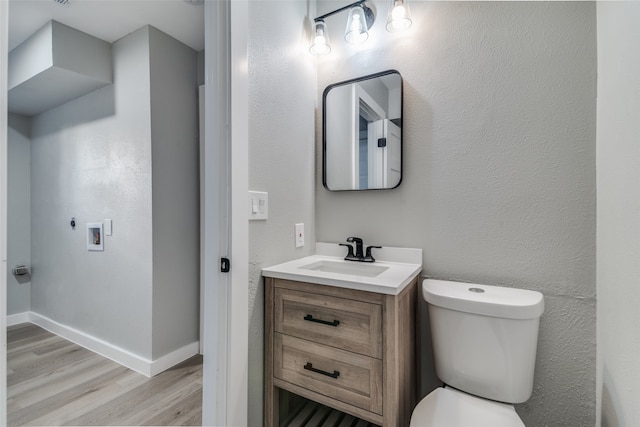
{"left": 1, "top": 0, "right": 9, "bottom": 423}
{"left": 202, "top": 0, "right": 249, "bottom": 426}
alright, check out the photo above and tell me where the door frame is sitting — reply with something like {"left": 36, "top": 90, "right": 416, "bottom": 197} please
{"left": 1, "top": 0, "right": 9, "bottom": 422}
{"left": 202, "top": 0, "right": 249, "bottom": 425}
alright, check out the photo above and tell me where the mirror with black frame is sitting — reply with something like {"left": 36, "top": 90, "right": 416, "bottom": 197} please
{"left": 323, "top": 70, "right": 403, "bottom": 191}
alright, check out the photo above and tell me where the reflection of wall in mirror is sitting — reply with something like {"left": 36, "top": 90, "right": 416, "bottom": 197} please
{"left": 325, "top": 86, "right": 354, "bottom": 189}
{"left": 359, "top": 79, "right": 389, "bottom": 112}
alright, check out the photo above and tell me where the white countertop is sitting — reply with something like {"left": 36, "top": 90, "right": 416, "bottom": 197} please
{"left": 262, "top": 242, "right": 423, "bottom": 295}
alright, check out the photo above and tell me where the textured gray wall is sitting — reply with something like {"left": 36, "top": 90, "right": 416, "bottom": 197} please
{"left": 315, "top": 2, "right": 597, "bottom": 426}
{"left": 148, "top": 26, "right": 200, "bottom": 359}
{"left": 596, "top": 3, "right": 640, "bottom": 427}
{"left": 30, "top": 26, "right": 154, "bottom": 358}
{"left": 28, "top": 26, "right": 199, "bottom": 361}
{"left": 247, "top": 1, "right": 317, "bottom": 425}
{"left": 7, "top": 113, "right": 31, "bottom": 315}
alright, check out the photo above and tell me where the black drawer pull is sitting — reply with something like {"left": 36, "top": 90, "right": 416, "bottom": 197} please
{"left": 304, "top": 362, "right": 340, "bottom": 379}
{"left": 304, "top": 314, "right": 340, "bottom": 327}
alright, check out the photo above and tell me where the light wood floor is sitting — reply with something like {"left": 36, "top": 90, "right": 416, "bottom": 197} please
{"left": 7, "top": 323, "right": 202, "bottom": 426}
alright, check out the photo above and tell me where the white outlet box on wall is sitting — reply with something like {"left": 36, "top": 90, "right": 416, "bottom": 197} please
{"left": 295, "top": 223, "right": 304, "bottom": 248}
{"left": 87, "top": 223, "right": 104, "bottom": 251}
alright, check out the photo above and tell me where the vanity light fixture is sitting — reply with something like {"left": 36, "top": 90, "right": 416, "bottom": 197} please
{"left": 310, "top": 0, "right": 412, "bottom": 55}
{"left": 310, "top": 0, "right": 374, "bottom": 55}
{"left": 386, "top": 0, "right": 413, "bottom": 32}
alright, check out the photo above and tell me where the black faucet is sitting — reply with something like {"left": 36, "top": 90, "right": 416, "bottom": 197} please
{"left": 347, "top": 237, "right": 364, "bottom": 259}
{"left": 340, "top": 237, "right": 381, "bottom": 262}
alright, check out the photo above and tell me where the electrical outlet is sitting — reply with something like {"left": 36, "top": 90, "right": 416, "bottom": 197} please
{"left": 295, "top": 223, "right": 304, "bottom": 248}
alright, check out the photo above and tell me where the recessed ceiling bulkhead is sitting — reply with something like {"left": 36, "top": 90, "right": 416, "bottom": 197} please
{"left": 8, "top": 20, "right": 113, "bottom": 116}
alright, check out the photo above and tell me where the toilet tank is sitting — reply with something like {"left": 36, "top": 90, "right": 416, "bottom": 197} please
{"left": 423, "top": 279, "right": 544, "bottom": 404}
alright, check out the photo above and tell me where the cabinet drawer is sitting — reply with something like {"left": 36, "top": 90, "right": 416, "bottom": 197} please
{"left": 274, "top": 288, "right": 382, "bottom": 358}
{"left": 274, "top": 333, "right": 383, "bottom": 415}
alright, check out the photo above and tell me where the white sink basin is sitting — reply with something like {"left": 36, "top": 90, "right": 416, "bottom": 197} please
{"left": 299, "top": 260, "right": 389, "bottom": 277}
{"left": 262, "top": 243, "right": 422, "bottom": 295}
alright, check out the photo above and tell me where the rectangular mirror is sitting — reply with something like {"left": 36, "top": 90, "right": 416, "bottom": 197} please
{"left": 323, "top": 70, "right": 403, "bottom": 191}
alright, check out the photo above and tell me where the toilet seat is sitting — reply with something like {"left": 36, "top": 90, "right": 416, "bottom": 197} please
{"left": 410, "top": 387, "right": 525, "bottom": 427}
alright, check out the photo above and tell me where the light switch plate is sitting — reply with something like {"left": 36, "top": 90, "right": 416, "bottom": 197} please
{"left": 249, "top": 191, "right": 268, "bottom": 220}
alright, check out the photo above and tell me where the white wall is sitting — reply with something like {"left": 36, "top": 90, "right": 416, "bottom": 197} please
{"left": 148, "top": 25, "right": 200, "bottom": 360}
{"left": 247, "top": 1, "right": 317, "bottom": 425}
{"left": 325, "top": 85, "right": 355, "bottom": 189}
{"left": 316, "top": 2, "right": 596, "bottom": 426}
{"left": 29, "top": 26, "right": 154, "bottom": 357}
{"left": 7, "top": 114, "right": 31, "bottom": 316}
{"left": 596, "top": 3, "right": 640, "bottom": 427}
{"left": 28, "top": 25, "right": 199, "bottom": 363}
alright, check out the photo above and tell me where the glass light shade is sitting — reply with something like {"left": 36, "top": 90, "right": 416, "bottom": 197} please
{"left": 386, "top": 0, "right": 412, "bottom": 32}
{"left": 344, "top": 5, "right": 369, "bottom": 45}
{"left": 310, "top": 20, "right": 331, "bottom": 55}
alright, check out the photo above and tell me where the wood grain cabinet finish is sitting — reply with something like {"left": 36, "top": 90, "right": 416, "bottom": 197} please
{"left": 265, "top": 277, "right": 418, "bottom": 427}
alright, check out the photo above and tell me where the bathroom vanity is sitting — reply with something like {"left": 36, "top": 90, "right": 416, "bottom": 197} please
{"left": 262, "top": 243, "right": 422, "bottom": 427}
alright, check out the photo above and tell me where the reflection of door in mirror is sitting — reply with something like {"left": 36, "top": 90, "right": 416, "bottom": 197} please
{"left": 359, "top": 115, "right": 369, "bottom": 189}
{"left": 386, "top": 120, "right": 402, "bottom": 185}
{"left": 368, "top": 119, "right": 401, "bottom": 188}
{"left": 355, "top": 85, "right": 386, "bottom": 189}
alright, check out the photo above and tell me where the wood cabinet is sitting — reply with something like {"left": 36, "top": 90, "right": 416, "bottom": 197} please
{"left": 265, "top": 276, "right": 418, "bottom": 427}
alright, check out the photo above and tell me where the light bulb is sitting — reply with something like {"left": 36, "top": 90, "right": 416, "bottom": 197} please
{"left": 345, "top": 5, "right": 369, "bottom": 45}
{"left": 310, "top": 20, "right": 331, "bottom": 55}
{"left": 386, "top": 0, "right": 412, "bottom": 32}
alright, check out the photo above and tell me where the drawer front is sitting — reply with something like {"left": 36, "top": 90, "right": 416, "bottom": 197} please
{"left": 274, "top": 333, "right": 383, "bottom": 415}
{"left": 274, "top": 287, "right": 382, "bottom": 358}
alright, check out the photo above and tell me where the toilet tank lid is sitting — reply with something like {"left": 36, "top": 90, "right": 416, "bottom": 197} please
{"left": 422, "top": 279, "right": 544, "bottom": 320}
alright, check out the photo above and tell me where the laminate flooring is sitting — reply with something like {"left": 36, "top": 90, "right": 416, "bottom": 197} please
{"left": 7, "top": 323, "right": 202, "bottom": 426}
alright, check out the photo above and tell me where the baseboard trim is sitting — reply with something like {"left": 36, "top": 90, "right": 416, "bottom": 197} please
{"left": 150, "top": 341, "right": 200, "bottom": 377}
{"left": 26, "top": 312, "right": 199, "bottom": 378}
{"left": 7, "top": 312, "right": 30, "bottom": 327}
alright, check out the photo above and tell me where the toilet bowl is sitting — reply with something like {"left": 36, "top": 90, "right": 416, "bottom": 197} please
{"left": 410, "top": 387, "right": 524, "bottom": 427}
{"left": 410, "top": 279, "right": 544, "bottom": 427}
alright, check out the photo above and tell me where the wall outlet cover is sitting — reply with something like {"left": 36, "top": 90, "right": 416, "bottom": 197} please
{"left": 295, "top": 223, "right": 304, "bottom": 248}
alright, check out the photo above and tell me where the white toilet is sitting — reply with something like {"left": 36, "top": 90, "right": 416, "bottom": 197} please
{"left": 410, "top": 279, "right": 545, "bottom": 427}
